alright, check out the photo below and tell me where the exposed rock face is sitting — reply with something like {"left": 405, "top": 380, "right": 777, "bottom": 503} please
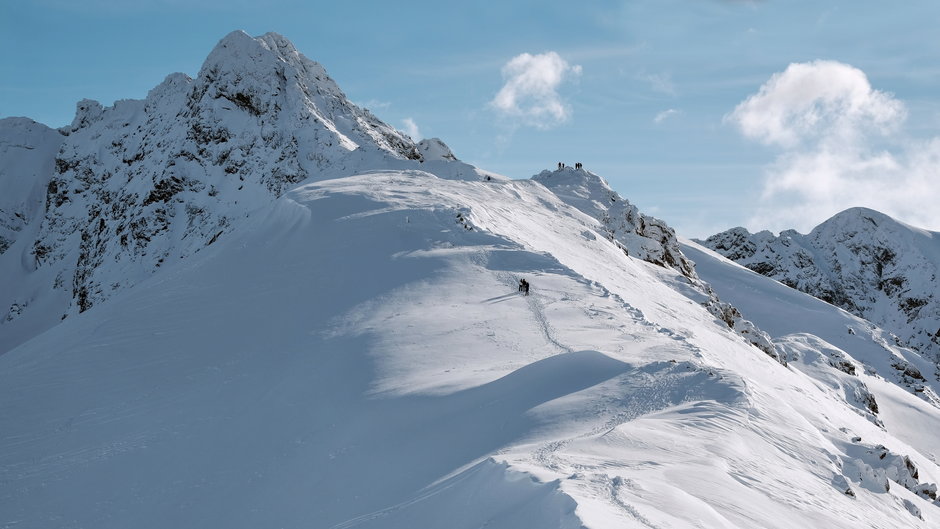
{"left": 532, "top": 167, "right": 695, "bottom": 279}
{"left": 839, "top": 439, "right": 940, "bottom": 511}
{"left": 701, "top": 207, "right": 940, "bottom": 364}
{"left": 13, "top": 31, "right": 427, "bottom": 318}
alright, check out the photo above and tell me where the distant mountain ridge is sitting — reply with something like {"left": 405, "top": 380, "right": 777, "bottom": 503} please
{"left": 701, "top": 207, "right": 940, "bottom": 367}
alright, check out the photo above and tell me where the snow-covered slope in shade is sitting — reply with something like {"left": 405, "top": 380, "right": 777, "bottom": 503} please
{"left": 3, "top": 169, "right": 940, "bottom": 528}
{"left": 0, "top": 118, "right": 68, "bottom": 351}
{"left": 700, "top": 208, "right": 940, "bottom": 365}
{"left": 0, "top": 31, "right": 488, "bottom": 354}
{"left": 0, "top": 117, "right": 64, "bottom": 254}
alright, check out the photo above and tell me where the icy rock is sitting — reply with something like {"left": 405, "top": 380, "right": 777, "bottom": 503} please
{"left": 703, "top": 298, "right": 783, "bottom": 364}
{"left": 70, "top": 99, "right": 104, "bottom": 131}
{"left": 417, "top": 138, "right": 457, "bottom": 162}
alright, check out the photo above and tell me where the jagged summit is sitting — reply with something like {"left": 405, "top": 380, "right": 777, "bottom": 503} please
{"left": 701, "top": 207, "right": 940, "bottom": 363}
{"left": 812, "top": 207, "right": 940, "bottom": 246}
{"left": 193, "top": 30, "right": 419, "bottom": 160}
{"left": 68, "top": 30, "right": 419, "bottom": 162}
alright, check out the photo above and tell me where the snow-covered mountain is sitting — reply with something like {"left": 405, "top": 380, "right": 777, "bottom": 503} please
{"left": 0, "top": 30, "right": 487, "bottom": 354}
{"left": 2, "top": 31, "right": 940, "bottom": 528}
{"left": 700, "top": 208, "right": 940, "bottom": 367}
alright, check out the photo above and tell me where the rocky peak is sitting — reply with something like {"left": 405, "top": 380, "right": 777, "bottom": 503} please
{"left": 701, "top": 208, "right": 940, "bottom": 364}
{"left": 2, "top": 30, "right": 429, "bottom": 331}
{"left": 416, "top": 138, "right": 457, "bottom": 162}
{"left": 533, "top": 166, "right": 696, "bottom": 280}
{"left": 70, "top": 99, "right": 106, "bottom": 132}
{"left": 191, "top": 30, "right": 420, "bottom": 162}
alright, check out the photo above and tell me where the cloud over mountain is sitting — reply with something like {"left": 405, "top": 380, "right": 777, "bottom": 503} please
{"left": 728, "top": 60, "right": 940, "bottom": 233}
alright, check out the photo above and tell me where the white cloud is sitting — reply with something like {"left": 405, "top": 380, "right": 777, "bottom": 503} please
{"left": 730, "top": 60, "right": 940, "bottom": 233}
{"left": 654, "top": 108, "right": 680, "bottom": 124}
{"left": 727, "top": 60, "right": 905, "bottom": 148}
{"left": 401, "top": 118, "right": 421, "bottom": 140}
{"left": 490, "top": 51, "right": 581, "bottom": 129}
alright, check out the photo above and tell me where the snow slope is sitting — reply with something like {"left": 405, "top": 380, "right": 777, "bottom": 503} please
{"left": 3, "top": 168, "right": 940, "bottom": 528}
{"left": 683, "top": 240, "right": 940, "bottom": 453}
{"left": 3, "top": 30, "right": 940, "bottom": 529}
{"left": 700, "top": 208, "right": 940, "bottom": 365}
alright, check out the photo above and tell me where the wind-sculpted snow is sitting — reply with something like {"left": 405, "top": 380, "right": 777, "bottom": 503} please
{"left": 685, "top": 240, "right": 940, "bottom": 503}
{"left": 701, "top": 207, "right": 940, "bottom": 366}
{"left": 532, "top": 166, "right": 778, "bottom": 363}
{"left": 4, "top": 168, "right": 939, "bottom": 527}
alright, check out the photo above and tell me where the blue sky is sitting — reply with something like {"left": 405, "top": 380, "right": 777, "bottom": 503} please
{"left": 4, "top": 0, "right": 940, "bottom": 237}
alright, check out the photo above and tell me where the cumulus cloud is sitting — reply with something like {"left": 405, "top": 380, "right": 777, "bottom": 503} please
{"left": 654, "top": 108, "right": 680, "bottom": 124}
{"left": 728, "top": 60, "right": 940, "bottom": 232}
{"left": 727, "top": 60, "right": 905, "bottom": 148}
{"left": 490, "top": 51, "right": 581, "bottom": 129}
{"left": 401, "top": 118, "right": 421, "bottom": 140}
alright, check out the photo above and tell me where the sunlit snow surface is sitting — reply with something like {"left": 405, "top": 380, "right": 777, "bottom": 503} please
{"left": 2, "top": 169, "right": 939, "bottom": 528}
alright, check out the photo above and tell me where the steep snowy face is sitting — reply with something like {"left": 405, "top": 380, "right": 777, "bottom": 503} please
{"left": 4, "top": 169, "right": 940, "bottom": 528}
{"left": 15, "top": 31, "right": 425, "bottom": 320}
{"left": 701, "top": 207, "right": 940, "bottom": 362}
{"left": 0, "top": 118, "right": 65, "bottom": 254}
{"left": 532, "top": 167, "right": 695, "bottom": 279}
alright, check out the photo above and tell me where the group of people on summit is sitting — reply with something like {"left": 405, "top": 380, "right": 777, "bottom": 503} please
{"left": 556, "top": 162, "right": 584, "bottom": 170}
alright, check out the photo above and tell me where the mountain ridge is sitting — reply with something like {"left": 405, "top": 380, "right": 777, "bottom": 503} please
{"left": 700, "top": 207, "right": 940, "bottom": 368}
